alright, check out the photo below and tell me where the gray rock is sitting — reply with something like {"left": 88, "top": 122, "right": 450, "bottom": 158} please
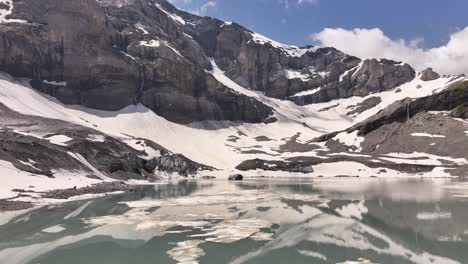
{"left": 420, "top": 68, "right": 440, "bottom": 81}
{"left": 346, "top": 96, "right": 382, "bottom": 116}
{"left": 450, "top": 103, "right": 468, "bottom": 119}
{"left": 228, "top": 174, "right": 243, "bottom": 181}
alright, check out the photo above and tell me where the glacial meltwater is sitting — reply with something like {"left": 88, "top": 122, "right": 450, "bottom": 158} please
{"left": 1, "top": 178, "right": 468, "bottom": 264}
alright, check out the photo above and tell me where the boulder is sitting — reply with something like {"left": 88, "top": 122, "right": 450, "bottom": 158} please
{"left": 228, "top": 174, "right": 243, "bottom": 181}
{"left": 420, "top": 68, "right": 440, "bottom": 81}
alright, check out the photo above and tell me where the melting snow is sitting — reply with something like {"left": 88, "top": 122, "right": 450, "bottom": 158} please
{"left": 332, "top": 131, "right": 364, "bottom": 152}
{"left": 284, "top": 69, "right": 310, "bottom": 81}
{"left": 46, "top": 135, "right": 72, "bottom": 146}
{"left": 411, "top": 133, "right": 446, "bottom": 138}
{"left": 297, "top": 250, "right": 327, "bottom": 260}
{"left": 139, "top": 40, "right": 160, "bottom": 47}
{"left": 86, "top": 134, "right": 106, "bottom": 142}
{"left": 290, "top": 87, "right": 322, "bottom": 97}
{"left": 42, "top": 225, "right": 66, "bottom": 233}
{"left": 339, "top": 63, "right": 362, "bottom": 82}
{"left": 152, "top": 3, "right": 186, "bottom": 25}
{"left": 135, "top": 23, "right": 149, "bottom": 34}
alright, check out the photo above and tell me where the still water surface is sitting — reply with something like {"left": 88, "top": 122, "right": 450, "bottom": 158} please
{"left": 1, "top": 178, "right": 468, "bottom": 264}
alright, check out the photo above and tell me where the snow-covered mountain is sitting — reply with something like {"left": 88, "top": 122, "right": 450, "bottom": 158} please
{"left": 0, "top": 0, "right": 467, "bottom": 205}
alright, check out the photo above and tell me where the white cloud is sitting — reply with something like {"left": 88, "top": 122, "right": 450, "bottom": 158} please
{"left": 279, "top": 0, "right": 318, "bottom": 9}
{"left": 298, "top": 0, "right": 319, "bottom": 5}
{"left": 311, "top": 27, "right": 468, "bottom": 75}
{"left": 278, "top": 0, "right": 290, "bottom": 9}
{"left": 199, "top": 0, "right": 216, "bottom": 14}
{"left": 189, "top": 0, "right": 216, "bottom": 15}
{"left": 169, "top": 0, "right": 216, "bottom": 15}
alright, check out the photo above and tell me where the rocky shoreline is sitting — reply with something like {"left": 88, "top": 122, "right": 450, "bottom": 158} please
{"left": 0, "top": 181, "right": 132, "bottom": 212}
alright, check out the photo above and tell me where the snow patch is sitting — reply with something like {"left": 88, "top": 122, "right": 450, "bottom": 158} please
{"left": 42, "top": 225, "right": 66, "bottom": 233}
{"left": 250, "top": 32, "right": 318, "bottom": 57}
{"left": 339, "top": 64, "right": 361, "bottom": 82}
{"left": 411, "top": 133, "right": 446, "bottom": 138}
{"left": 152, "top": 3, "right": 186, "bottom": 25}
{"left": 333, "top": 131, "right": 364, "bottom": 152}
{"left": 139, "top": 40, "right": 160, "bottom": 47}
{"left": 290, "top": 87, "right": 322, "bottom": 97}
{"left": 47, "top": 135, "right": 72, "bottom": 146}
{"left": 297, "top": 250, "right": 327, "bottom": 260}
{"left": 0, "top": 0, "right": 27, "bottom": 23}
{"left": 284, "top": 69, "right": 310, "bottom": 81}
{"left": 86, "top": 134, "right": 106, "bottom": 142}
{"left": 135, "top": 23, "right": 149, "bottom": 34}
{"left": 124, "top": 139, "right": 161, "bottom": 159}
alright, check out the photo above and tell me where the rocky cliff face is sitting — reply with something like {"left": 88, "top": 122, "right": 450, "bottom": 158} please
{"left": 0, "top": 0, "right": 417, "bottom": 124}
{"left": 0, "top": 0, "right": 273, "bottom": 124}
{"left": 192, "top": 21, "right": 415, "bottom": 104}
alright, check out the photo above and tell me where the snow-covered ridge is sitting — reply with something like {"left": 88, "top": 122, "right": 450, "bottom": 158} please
{"left": 250, "top": 32, "right": 318, "bottom": 57}
{"left": 152, "top": 2, "right": 186, "bottom": 25}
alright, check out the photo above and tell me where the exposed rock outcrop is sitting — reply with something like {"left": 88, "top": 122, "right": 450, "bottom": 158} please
{"left": 420, "top": 68, "right": 440, "bottom": 81}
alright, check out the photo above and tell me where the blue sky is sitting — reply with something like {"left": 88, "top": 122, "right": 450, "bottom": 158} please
{"left": 169, "top": 0, "right": 467, "bottom": 48}
{"left": 169, "top": 0, "right": 468, "bottom": 74}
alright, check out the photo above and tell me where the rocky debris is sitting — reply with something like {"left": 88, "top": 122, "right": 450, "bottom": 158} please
{"left": 316, "top": 80, "right": 468, "bottom": 141}
{"left": 228, "top": 174, "right": 243, "bottom": 181}
{"left": 450, "top": 103, "right": 468, "bottom": 119}
{"left": 346, "top": 96, "right": 382, "bottom": 116}
{"left": 0, "top": 103, "right": 212, "bottom": 179}
{"left": 155, "top": 154, "right": 212, "bottom": 176}
{"left": 236, "top": 157, "right": 436, "bottom": 175}
{"left": 236, "top": 158, "right": 315, "bottom": 173}
{"left": 420, "top": 68, "right": 440, "bottom": 81}
{"left": 360, "top": 112, "right": 468, "bottom": 161}
{"left": 42, "top": 181, "right": 130, "bottom": 200}
{"left": 0, "top": 199, "right": 33, "bottom": 212}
